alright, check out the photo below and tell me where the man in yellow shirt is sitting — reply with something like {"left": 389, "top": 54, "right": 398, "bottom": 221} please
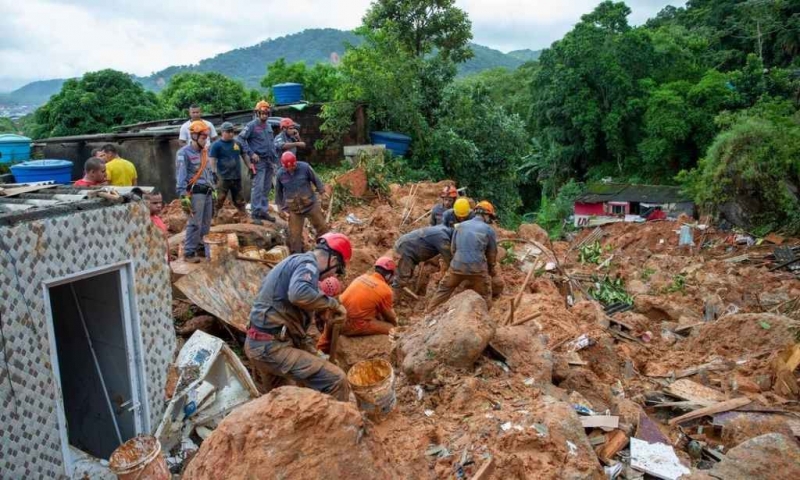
{"left": 101, "top": 144, "right": 138, "bottom": 186}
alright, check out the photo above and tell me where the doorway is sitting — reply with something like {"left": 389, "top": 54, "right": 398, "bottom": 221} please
{"left": 45, "top": 265, "right": 148, "bottom": 467}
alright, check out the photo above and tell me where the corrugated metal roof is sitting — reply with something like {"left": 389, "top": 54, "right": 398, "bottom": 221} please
{"left": 576, "top": 183, "right": 691, "bottom": 204}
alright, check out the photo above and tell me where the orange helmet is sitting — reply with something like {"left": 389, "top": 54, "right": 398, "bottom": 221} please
{"left": 279, "top": 118, "right": 295, "bottom": 129}
{"left": 476, "top": 200, "right": 496, "bottom": 217}
{"left": 441, "top": 185, "right": 458, "bottom": 198}
{"left": 189, "top": 120, "right": 210, "bottom": 135}
{"left": 255, "top": 100, "right": 271, "bottom": 112}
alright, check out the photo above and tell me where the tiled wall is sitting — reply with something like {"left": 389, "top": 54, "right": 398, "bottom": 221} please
{"left": 0, "top": 202, "right": 175, "bottom": 478}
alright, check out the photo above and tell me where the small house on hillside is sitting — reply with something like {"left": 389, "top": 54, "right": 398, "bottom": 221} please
{"left": 573, "top": 183, "right": 694, "bottom": 228}
{"left": 0, "top": 187, "right": 175, "bottom": 478}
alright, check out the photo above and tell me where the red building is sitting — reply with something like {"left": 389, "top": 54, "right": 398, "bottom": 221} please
{"left": 573, "top": 183, "right": 693, "bottom": 228}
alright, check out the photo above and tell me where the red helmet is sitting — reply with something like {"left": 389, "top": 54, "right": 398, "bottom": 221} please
{"left": 281, "top": 151, "right": 297, "bottom": 169}
{"left": 441, "top": 185, "right": 458, "bottom": 198}
{"left": 279, "top": 118, "right": 294, "bottom": 129}
{"left": 374, "top": 256, "right": 396, "bottom": 273}
{"left": 317, "top": 232, "right": 352, "bottom": 264}
{"left": 319, "top": 276, "right": 342, "bottom": 297}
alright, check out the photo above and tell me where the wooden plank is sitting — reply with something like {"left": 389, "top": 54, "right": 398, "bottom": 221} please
{"left": 668, "top": 397, "right": 752, "bottom": 426}
{"left": 664, "top": 379, "right": 726, "bottom": 404}
{"left": 580, "top": 415, "right": 619, "bottom": 429}
{"left": 596, "top": 429, "right": 629, "bottom": 461}
{"left": 0, "top": 183, "right": 58, "bottom": 197}
{"left": 469, "top": 457, "right": 495, "bottom": 480}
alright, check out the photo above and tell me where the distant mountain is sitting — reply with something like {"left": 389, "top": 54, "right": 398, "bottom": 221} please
{"left": 2, "top": 29, "right": 538, "bottom": 112}
{"left": 506, "top": 49, "right": 542, "bottom": 62}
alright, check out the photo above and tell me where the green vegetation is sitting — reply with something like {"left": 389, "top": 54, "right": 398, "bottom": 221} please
{"left": 26, "top": 69, "right": 163, "bottom": 139}
{"left": 590, "top": 276, "right": 633, "bottom": 305}
{"left": 664, "top": 274, "right": 687, "bottom": 294}
{"left": 579, "top": 242, "right": 607, "bottom": 265}
{"left": 260, "top": 59, "right": 342, "bottom": 103}
{"left": 159, "top": 72, "right": 256, "bottom": 117}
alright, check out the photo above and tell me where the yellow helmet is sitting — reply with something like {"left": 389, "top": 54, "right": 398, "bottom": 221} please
{"left": 453, "top": 197, "right": 471, "bottom": 218}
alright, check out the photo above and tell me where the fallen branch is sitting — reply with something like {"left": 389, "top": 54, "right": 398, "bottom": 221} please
{"left": 512, "top": 312, "right": 542, "bottom": 327}
{"left": 504, "top": 261, "right": 540, "bottom": 325}
{"left": 403, "top": 287, "right": 420, "bottom": 300}
{"left": 325, "top": 185, "right": 336, "bottom": 224}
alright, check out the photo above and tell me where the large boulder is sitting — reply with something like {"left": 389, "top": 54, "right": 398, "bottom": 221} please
{"left": 184, "top": 387, "right": 402, "bottom": 480}
{"left": 684, "top": 433, "right": 800, "bottom": 480}
{"left": 396, "top": 290, "right": 496, "bottom": 383}
{"left": 518, "top": 223, "right": 550, "bottom": 244}
{"left": 491, "top": 325, "right": 553, "bottom": 384}
{"left": 335, "top": 334, "right": 393, "bottom": 373}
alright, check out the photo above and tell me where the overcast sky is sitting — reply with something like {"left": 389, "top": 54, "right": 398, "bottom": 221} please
{"left": 0, "top": 0, "right": 685, "bottom": 92}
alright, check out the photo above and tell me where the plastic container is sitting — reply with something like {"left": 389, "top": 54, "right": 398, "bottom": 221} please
{"left": 108, "top": 435, "right": 169, "bottom": 480}
{"left": 10, "top": 159, "right": 73, "bottom": 184}
{"left": 347, "top": 358, "right": 396, "bottom": 421}
{"left": 370, "top": 131, "right": 412, "bottom": 157}
{"left": 202, "top": 233, "right": 228, "bottom": 260}
{"left": 272, "top": 83, "right": 304, "bottom": 104}
{"left": 0, "top": 134, "right": 32, "bottom": 163}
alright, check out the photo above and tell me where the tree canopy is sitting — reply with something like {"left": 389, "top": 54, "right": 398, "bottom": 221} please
{"left": 160, "top": 72, "right": 256, "bottom": 116}
{"left": 260, "top": 59, "right": 342, "bottom": 103}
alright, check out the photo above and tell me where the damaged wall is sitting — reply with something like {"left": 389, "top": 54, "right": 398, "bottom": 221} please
{"left": 0, "top": 201, "right": 175, "bottom": 478}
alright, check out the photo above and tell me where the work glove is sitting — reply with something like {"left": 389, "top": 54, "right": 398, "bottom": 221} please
{"left": 212, "top": 190, "right": 218, "bottom": 201}
{"left": 330, "top": 301, "right": 347, "bottom": 320}
{"left": 180, "top": 195, "right": 192, "bottom": 214}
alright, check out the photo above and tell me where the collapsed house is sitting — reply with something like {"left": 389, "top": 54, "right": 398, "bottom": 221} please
{"left": 574, "top": 183, "right": 694, "bottom": 227}
{"left": 0, "top": 187, "right": 175, "bottom": 478}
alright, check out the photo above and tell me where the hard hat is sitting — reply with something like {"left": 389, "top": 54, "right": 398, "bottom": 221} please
{"left": 319, "top": 276, "right": 342, "bottom": 297}
{"left": 441, "top": 185, "right": 458, "bottom": 198}
{"left": 317, "top": 232, "right": 352, "bottom": 264}
{"left": 189, "top": 120, "right": 210, "bottom": 135}
{"left": 279, "top": 118, "right": 295, "bottom": 129}
{"left": 220, "top": 121, "right": 235, "bottom": 132}
{"left": 281, "top": 151, "right": 297, "bottom": 169}
{"left": 453, "top": 198, "right": 471, "bottom": 218}
{"left": 255, "top": 100, "right": 271, "bottom": 111}
{"left": 374, "top": 256, "right": 396, "bottom": 273}
{"left": 476, "top": 200, "right": 496, "bottom": 217}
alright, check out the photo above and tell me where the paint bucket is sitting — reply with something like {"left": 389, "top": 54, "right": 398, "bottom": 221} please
{"left": 203, "top": 233, "right": 228, "bottom": 260}
{"left": 347, "top": 358, "right": 396, "bottom": 421}
{"left": 108, "top": 435, "right": 169, "bottom": 480}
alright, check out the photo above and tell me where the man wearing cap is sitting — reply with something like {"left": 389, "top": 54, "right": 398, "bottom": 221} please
{"left": 209, "top": 122, "right": 253, "bottom": 216}
{"left": 179, "top": 105, "right": 218, "bottom": 147}
{"left": 176, "top": 121, "right": 216, "bottom": 263}
{"left": 431, "top": 185, "right": 458, "bottom": 226}
{"left": 245, "top": 233, "right": 353, "bottom": 400}
{"left": 238, "top": 101, "right": 278, "bottom": 222}
{"left": 274, "top": 118, "right": 306, "bottom": 157}
{"left": 275, "top": 151, "right": 328, "bottom": 253}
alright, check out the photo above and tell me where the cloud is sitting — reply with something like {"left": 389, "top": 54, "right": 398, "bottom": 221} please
{"left": 0, "top": 0, "right": 685, "bottom": 91}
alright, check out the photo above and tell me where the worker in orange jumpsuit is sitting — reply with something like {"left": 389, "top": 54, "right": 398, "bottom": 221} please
{"left": 317, "top": 257, "right": 398, "bottom": 354}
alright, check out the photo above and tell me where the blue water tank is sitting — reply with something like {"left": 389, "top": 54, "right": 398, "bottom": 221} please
{"left": 272, "top": 83, "right": 304, "bottom": 104}
{"left": 10, "top": 159, "right": 74, "bottom": 184}
{"left": 370, "top": 131, "right": 412, "bottom": 157}
{"left": 0, "top": 134, "right": 32, "bottom": 163}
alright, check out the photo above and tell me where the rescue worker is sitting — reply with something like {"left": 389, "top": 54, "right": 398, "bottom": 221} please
{"left": 475, "top": 200, "right": 505, "bottom": 299}
{"left": 239, "top": 101, "right": 278, "bottom": 222}
{"left": 176, "top": 121, "right": 215, "bottom": 263}
{"left": 245, "top": 232, "right": 353, "bottom": 401}
{"left": 430, "top": 185, "right": 458, "bottom": 226}
{"left": 275, "top": 151, "right": 328, "bottom": 253}
{"left": 392, "top": 224, "right": 454, "bottom": 297}
{"left": 317, "top": 257, "right": 398, "bottom": 354}
{"left": 427, "top": 201, "right": 498, "bottom": 311}
{"left": 441, "top": 197, "right": 474, "bottom": 228}
{"left": 274, "top": 118, "right": 306, "bottom": 157}
{"left": 209, "top": 122, "right": 253, "bottom": 216}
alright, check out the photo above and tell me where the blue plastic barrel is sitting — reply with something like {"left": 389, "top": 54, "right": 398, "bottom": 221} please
{"left": 0, "top": 134, "right": 32, "bottom": 163}
{"left": 272, "top": 83, "right": 304, "bottom": 104}
{"left": 10, "top": 159, "right": 74, "bottom": 184}
{"left": 370, "top": 131, "right": 412, "bottom": 157}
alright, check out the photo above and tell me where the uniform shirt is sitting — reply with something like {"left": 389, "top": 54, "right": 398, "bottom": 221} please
{"left": 249, "top": 252, "right": 337, "bottom": 343}
{"left": 394, "top": 225, "right": 453, "bottom": 265}
{"left": 341, "top": 272, "right": 394, "bottom": 325}
{"left": 175, "top": 144, "right": 215, "bottom": 196}
{"left": 450, "top": 217, "right": 498, "bottom": 275}
{"left": 442, "top": 208, "right": 475, "bottom": 228}
{"left": 179, "top": 120, "right": 218, "bottom": 144}
{"left": 430, "top": 203, "right": 447, "bottom": 226}
{"left": 274, "top": 131, "right": 299, "bottom": 156}
{"left": 275, "top": 162, "right": 324, "bottom": 214}
{"left": 209, "top": 138, "right": 244, "bottom": 180}
{"left": 238, "top": 118, "right": 277, "bottom": 160}
{"left": 105, "top": 158, "right": 137, "bottom": 186}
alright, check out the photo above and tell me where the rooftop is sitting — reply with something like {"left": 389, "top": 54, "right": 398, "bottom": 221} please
{"left": 576, "top": 183, "right": 692, "bottom": 204}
